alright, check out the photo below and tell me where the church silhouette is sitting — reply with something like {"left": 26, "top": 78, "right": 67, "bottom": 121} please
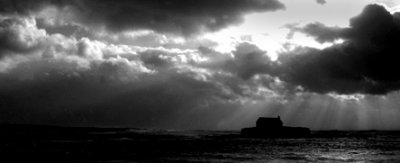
{"left": 241, "top": 116, "right": 310, "bottom": 138}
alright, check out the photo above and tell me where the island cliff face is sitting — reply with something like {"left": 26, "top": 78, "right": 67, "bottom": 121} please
{"left": 241, "top": 116, "right": 310, "bottom": 138}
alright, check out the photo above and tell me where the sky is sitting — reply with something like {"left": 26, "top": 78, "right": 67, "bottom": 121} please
{"left": 1, "top": 0, "right": 400, "bottom": 130}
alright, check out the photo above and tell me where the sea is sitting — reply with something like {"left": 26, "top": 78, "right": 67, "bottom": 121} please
{"left": 1, "top": 124, "right": 400, "bottom": 162}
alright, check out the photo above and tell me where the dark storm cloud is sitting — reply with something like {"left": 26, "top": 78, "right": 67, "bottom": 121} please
{"left": 226, "top": 43, "right": 275, "bottom": 79}
{"left": 287, "top": 22, "right": 347, "bottom": 43}
{"left": 279, "top": 4, "right": 400, "bottom": 94}
{"left": 0, "top": 0, "right": 285, "bottom": 36}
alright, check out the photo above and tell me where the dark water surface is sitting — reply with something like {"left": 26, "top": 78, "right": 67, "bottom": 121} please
{"left": 1, "top": 124, "right": 400, "bottom": 162}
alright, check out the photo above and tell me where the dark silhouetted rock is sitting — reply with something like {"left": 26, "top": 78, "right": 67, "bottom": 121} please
{"left": 241, "top": 116, "right": 310, "bottom": 138}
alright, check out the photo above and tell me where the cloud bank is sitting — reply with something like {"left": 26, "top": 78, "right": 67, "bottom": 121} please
{"left": 1, "top": 2, "right": 400, "bottom": 130}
